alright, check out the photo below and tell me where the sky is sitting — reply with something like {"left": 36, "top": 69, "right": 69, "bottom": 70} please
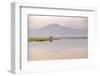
{"left": 28, "top": 15, "right": 88, "bottom": 29}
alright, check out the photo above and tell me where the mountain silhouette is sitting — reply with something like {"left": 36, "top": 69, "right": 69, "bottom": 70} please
{"left": 29, "top": 23, "right": 87, "bottom": 38}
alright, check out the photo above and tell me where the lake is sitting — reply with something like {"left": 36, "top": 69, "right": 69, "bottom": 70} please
{"left": 28, "top": 39, "right": 88, "bottom": 61}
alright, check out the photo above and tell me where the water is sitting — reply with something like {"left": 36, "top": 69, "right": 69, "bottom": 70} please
{"left": 28, "top": 39, "right": 88, "bottom": 61}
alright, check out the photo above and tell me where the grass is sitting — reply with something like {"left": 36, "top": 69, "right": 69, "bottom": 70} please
{"left": 28, "top": 38, "right": 51, "bottom": 42}
{"left": 28, "top": 36, "right": 59, "bottom": 42}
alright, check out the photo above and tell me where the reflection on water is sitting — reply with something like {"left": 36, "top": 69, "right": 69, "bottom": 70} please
{"left": 28, "top": 39, "right": 88, "bottom": 61}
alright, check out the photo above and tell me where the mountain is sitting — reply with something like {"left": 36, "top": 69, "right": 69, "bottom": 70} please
{"left": 29, "top": 24, "right": 87, "bottom": 38}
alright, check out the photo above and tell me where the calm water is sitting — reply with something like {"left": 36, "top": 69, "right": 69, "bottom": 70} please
{"left": 28, "top": 39, "right": 88, "bottom": 60}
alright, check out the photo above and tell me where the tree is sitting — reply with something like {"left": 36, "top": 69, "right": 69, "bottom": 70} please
{"left": 49, "top": 36, "right": 53, "bottom": 41}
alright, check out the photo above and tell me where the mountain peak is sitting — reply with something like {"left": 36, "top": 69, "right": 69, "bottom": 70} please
{"left": 43, "top": 23, "right": 62, "bottom": 28}
{"left": 29, "top": 23, "right": 87, "bottom": 38}
{"left": 45, "top": 23, "right": 62, "bottom": 28}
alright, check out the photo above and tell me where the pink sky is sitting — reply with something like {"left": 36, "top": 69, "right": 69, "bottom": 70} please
{"left": 29, "top": 15, "right": 88, "bottom": 29}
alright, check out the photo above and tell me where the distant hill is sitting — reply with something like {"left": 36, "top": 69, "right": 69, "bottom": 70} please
{"left": 29, "top": 24, "right": 87, "bottom": 38}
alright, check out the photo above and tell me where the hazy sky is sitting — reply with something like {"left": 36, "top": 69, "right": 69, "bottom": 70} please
{"left": 29, "top": 15, "right": 88, "bottom": 29}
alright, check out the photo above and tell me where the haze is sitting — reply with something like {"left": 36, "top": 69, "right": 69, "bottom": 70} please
{"left": 29, "top": 15, "right": 88, "bottom": 29}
